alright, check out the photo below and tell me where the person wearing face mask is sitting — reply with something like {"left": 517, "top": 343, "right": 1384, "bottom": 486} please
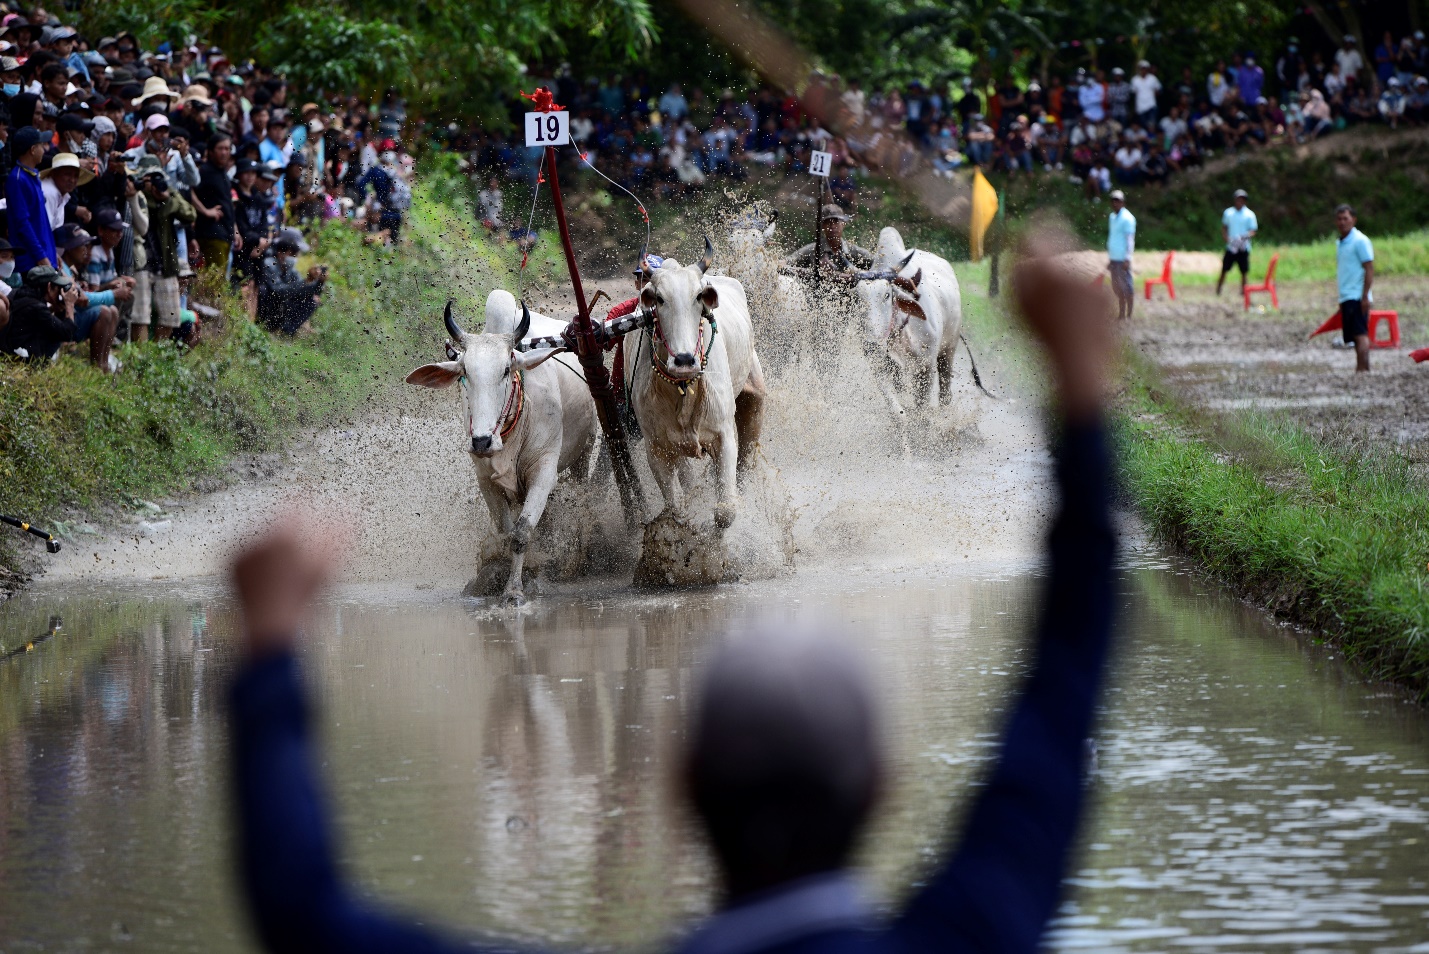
{"left": 0, "top": 54, "right": 23, "bottom": 98}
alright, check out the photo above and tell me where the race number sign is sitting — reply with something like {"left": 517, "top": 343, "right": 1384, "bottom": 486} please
{"left": 809, "top": 149, "right": 832, "bottom": 176}
{"left": 525, "top": 110, "right": 570, "bottom": 147}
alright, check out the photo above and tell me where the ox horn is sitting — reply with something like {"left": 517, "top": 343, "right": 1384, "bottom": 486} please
{"left": 444, "top": 299, "right": 466, "bottom": 341}
{"left": 515, "top": 300, "right": 531, "bottom": 342}
{"left": 698, "top": 235, "right": 714, "bottom": 273}
{"left": 897, "top": 250, "right": 916, "bottom": 271}
{"left": 637, "top": 242, "right": 648, "bottom": 270}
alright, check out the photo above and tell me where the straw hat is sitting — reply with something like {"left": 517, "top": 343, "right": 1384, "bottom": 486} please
{"left": 131, "top": 75, "right": 173, "bottom": 107}
{"left": 181, "top": 83, "right": 213, "bottom": 105}
{"left": 41, "top": 152, "right": 96, "bottom": 185}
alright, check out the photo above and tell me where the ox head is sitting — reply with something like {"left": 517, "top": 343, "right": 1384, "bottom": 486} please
{"left": 641, "top": 237, "right": 717, "bottom": 382}
{"left": 853, "top": 251, "right": 924, "bottom": 343}
{"left": 728, "top": 208, "right": 779, "bottom": 255}
{"left": 405, "top": 300, "right": 561, "bottom": 457}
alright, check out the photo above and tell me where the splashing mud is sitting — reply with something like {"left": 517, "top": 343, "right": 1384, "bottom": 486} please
{"left": 35, "top": 200, "right": 1040, "bottom": 596}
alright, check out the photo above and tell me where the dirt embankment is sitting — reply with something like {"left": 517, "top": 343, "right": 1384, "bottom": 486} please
{"left": 1127, "top": 275, "right": 1429, "bottom": 457}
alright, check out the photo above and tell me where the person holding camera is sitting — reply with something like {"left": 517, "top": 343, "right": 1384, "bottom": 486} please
{"left": 256, "top": 226, "right": 325, "bottom": 336}
{"left": 130, "top": 156, "right": 195, "bottom": 343}
{"left": 0, "top": 264, "right": 117, "bottom": 371}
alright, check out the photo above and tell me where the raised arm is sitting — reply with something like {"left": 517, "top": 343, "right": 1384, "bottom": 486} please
{"left": 228, "top": 527, "right": 521, "bottom": 954}
{"left": 895, "top": 227, "right": 1118, "bottom": 954}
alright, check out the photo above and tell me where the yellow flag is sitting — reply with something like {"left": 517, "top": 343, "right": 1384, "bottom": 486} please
{"left": 970, "top": 168, "right": 999, "bottom": 262}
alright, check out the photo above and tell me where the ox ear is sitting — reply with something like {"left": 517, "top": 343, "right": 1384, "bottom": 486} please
{"left": 892, "top": 269, "right": 922, "bottom": 298}
{"left": 406, "top": 360, "right": 464, "bottom": 388}
{"left": 699, "top": 285, "right": 719, "bottom": 310}
{"left": 893, "top": 296, "right": 928, "bottom": 322}
{"left": 512, "top": 347, "right": 563, "bottom": 372}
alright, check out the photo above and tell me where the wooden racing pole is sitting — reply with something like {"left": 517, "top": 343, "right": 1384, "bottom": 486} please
{"left": 541, "top": 144, "right": 646, "bottom": 527}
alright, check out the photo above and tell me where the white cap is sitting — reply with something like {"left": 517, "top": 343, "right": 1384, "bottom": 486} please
{"left": 1109, "top": 189, "right": 1125, "bottom": 201}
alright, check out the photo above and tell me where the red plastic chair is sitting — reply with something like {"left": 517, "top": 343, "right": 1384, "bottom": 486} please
{"left": 1243, "top": 253, "right": 1280, "bottom": 309}
{"left": 1309, "top": 309, "right": 1400, "bottom": 349}
{"left": 1143, "top": 251, "right": 1175, "bottom": 300}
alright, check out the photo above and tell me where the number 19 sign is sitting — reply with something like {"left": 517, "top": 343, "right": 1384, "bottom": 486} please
{"left": 526, "top": 110, "right": 570, "bottom": 147}
{"left": 809, "top": 150, "right": 832, "bottom": 176}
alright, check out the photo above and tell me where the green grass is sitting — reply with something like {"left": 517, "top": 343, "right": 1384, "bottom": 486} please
{"left": 0, "top": 153, "right": 541, "bottom": 580}
{"left": 1115, "top": 376, "right": 1429, "bottom": 702}
{"left": 988, "top": 136, "right": 1429, "bottom": 253}
{"left": 1164, "top": 228, "right": 1429, "bottom": 286}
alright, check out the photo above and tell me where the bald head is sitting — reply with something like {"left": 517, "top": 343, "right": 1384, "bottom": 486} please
{"left": 684, "top": 628, "right": 883, "bottom": 898}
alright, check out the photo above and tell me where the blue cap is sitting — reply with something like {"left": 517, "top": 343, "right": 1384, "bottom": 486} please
{"left": 11, "top": 126, "right": 44, "bottom": 155}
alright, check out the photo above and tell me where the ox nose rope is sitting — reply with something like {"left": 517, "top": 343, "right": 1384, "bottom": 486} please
{"left": 647, "top": 306, "right": 718, "bottom": 396}
{"left": 1, "top": 515, "right": 62, "bottom": 553}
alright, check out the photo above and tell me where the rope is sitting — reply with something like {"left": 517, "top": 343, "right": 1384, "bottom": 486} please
{"left": 514, "top": 150, "right": 545, "bottom": 303}
{"left": 575, "top": 148, "right": 651, "bottom": 262}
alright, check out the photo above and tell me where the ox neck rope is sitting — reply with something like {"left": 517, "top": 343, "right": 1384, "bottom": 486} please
{"left": 462, "top": 368, "right": 526, "bottom": 442}
{"left": 647, "top": 304, "right": 718, "bottom": 397}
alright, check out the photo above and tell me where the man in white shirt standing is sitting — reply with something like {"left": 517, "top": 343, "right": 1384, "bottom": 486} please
{"left": 1217, "top": 189, "right": 1259, "bottom": 297}
{"left": 1335, "top": 35, "right": 1364, "bottom": 84}
{"left": 1131, "top": 60, "right": 1162, "bottom": 129}
{"left": 1107, "top": 189, "right": 1137, "bottom": 320}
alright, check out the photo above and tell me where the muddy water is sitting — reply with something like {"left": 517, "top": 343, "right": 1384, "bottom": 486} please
{"left": 1, "top": 558, "right": 1427, "bottom": 952}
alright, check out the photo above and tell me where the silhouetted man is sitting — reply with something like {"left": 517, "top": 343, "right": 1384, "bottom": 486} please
{"left": 228, "top": 229, "right": 1118, "bottom": 954}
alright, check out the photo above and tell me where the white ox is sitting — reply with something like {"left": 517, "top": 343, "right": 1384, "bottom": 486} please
{"left": 725, "top": 209, "right": 810, "bottom": 370}
{"left": 406, "top": 300, "right": 596, "bottom": 602}
{"left": 626, "top": 239, "right": 766, "bottom": 529}
{"left": 855, "top": 227, "right": 967, "bottom": 416}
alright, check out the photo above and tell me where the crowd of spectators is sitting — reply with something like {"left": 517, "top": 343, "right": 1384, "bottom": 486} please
{"left": 0, "top": 8, "right": 416, "bottom": 373}
{"left": 460, "top": 30, "right": 1429, "bottom": 229}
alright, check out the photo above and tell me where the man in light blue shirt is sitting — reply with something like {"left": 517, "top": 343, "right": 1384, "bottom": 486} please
{"left": 1107, "top": 189, "right": 1136, "bottom": 319}
{"left": 1217, "top": 189, "right": 1259, "bottom": 296}
{"left": 1334, "top": 203, "right": 1374, "bottom": 372}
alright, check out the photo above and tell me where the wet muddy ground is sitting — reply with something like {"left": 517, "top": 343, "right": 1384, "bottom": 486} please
{"left": 1128, "top": 275, "right": 1429, "bottom": 455}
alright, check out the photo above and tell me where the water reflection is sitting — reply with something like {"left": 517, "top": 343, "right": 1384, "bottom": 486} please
{"left": 0, "top": 564, "right": 1426, "bottom": 952}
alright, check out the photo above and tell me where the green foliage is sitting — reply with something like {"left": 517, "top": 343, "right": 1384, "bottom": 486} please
{"left": 1116, "top": 378, "right": 1429, "bottom": 702}
{"left": 253, "top": 7, "right": 414, "bottom": 96}
{"left": 76, "top": 0, "right": 230, "bottom": 49}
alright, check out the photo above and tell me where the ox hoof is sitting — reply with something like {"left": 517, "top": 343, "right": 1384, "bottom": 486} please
{"left": 714, "top": 503, "right": 736, "bottom": 531}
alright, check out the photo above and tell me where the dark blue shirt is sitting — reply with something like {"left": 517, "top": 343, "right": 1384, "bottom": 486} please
{"left": 231, "top": 421, "right": 1117, "bottom": 954}
{"left": 7, "top": 163, "right": 56, "bottom": 274}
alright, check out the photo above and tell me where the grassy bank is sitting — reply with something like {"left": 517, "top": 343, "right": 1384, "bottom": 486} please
{"left": 0, "top": 155, "right": 545, "bottom": 584}
{"left": 1161, "top": 228, "right": 1429, "bottom": 287}
{"left": 1115, "top": 374, "right": 1429, "bottom": 702}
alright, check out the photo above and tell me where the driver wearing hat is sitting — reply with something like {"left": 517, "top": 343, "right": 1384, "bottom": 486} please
{"left": 779, "top": 204, "right": 874, "bottom": 282}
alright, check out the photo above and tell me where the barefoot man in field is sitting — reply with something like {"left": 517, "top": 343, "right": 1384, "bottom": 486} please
{"left": 1334, "top": 203, "right": 1374, "bottom": 373}
{"left": 1107, "top": 189, "right": 1136, "bottom": 319}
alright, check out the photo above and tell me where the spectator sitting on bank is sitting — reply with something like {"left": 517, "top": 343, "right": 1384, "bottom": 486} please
{"left": 1085, "top": 156, "right": 1111, "bottom": 199}
{"left": 0, "top": 264, "right": 116, "bottom": 370}
{"left": 1407, "top": 77, "right": 1429, "bottom": 124}
{"left": 477, "top": 177, "right": 504, "bottom": 232}
{"left": 1113, "top": 134, "right": 1143, "bottom": 185}
{"left": 1379, "top": 78, "right": 1408, "bottom": 129}
{"left": 54, "top": 222, "right": 125, "bottom": 366}
{"left": 1140, "top": 140, "right": 1169, "bottom": 184}
{"left": 0, "top": 239, "right": 15, "bottom": 332}
{"left": 86, "top": 208, "right": 134, "bottom": 301}
{"left": 256, "top": 226, "right": 326, "bottom": 336}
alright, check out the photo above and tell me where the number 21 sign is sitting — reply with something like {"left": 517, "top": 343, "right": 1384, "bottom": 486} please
{"left": 525, "top": 111, "right": 570, "bottom": 147}
{"left": 809, "top": 150, "right": 832, "bottom": 176}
